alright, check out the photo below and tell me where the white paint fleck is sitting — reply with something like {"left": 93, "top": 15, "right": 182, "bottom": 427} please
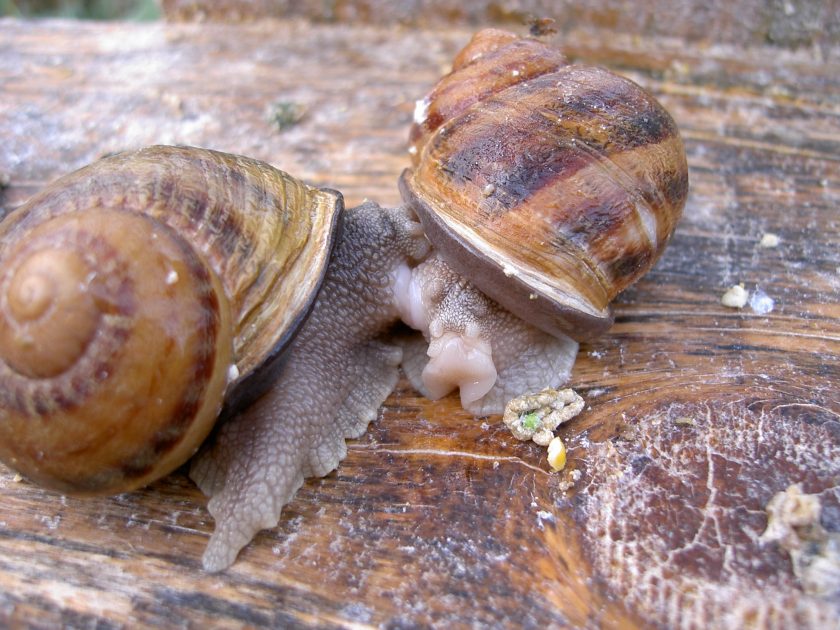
{"left": 759, "top": 233, "right": 780, "bottom": 248}
{"left": 37, "top": 514, "right": 61, "bottom": 530}
{"left": 165, "top": 270, "right": 179, "bottom": 285}
{"left": 42, "top": 580, "right": 134, "bottom": 619}
{"left": 413, "top": 97, "right": 430, "bottom": 126}
{"left": 227, "top": 363, "right": 240, "bottom": 383}
{"left": 721, "top": 284, "right": 749, "bottom": 308}
{"left": 750, "top": 288, "right": 775, "bottom": 315}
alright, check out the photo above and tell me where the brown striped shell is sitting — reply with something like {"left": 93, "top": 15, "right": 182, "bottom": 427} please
{"left": 401, "top": 29, "right": 689, "bottom": 341}
{"left": 0, "top": 146, "right": 341, "bottom": 495}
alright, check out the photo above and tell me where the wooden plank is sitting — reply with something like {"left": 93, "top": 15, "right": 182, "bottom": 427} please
{"left": 157, "top": 0, "right": 840, "bottom": 56}
{"left": 0, "top": 17, "right": 838, "bottom": 628}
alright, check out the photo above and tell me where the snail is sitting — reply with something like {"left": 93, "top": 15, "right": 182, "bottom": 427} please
{"left": 0, "top": 29, "right": 687, "bottom": 571}
{"left": 396, "top": 28, "right": 687, "bottom": 413}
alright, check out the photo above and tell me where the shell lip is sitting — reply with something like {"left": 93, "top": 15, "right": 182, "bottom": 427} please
{"left": 399, "top": 170, "right": 613, "bottom": 342}
{"left": 221, "top": 187, "right": 346, "bottom": 418}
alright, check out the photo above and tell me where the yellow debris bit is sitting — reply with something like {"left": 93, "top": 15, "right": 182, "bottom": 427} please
{"left": 547, "top": 437, "right": 567, "bottom": 472}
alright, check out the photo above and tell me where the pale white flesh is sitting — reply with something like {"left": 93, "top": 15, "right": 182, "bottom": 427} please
{"left": 392, "top": 253, "right": 578, "bottom": 416}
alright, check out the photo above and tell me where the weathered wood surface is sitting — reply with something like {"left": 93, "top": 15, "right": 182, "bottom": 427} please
{"left": 0, "top": 17, "right": 838, "bottom": 629}
{"left": 158, "top": 0, "right": 840, "bottom": 59}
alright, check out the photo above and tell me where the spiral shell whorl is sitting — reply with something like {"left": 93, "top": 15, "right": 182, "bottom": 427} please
{"left": 0, "top": 205, "right": 233, "bottom": 494}
{"left": 1, "top": 245, "right": 100, "bottom": 379}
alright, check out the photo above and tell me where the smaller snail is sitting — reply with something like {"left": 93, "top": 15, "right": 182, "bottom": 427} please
{"left": 0, "top": 29, "right": 687, "bottom": 571}
{"left": 394, "top": 28, "right": 687, "bottom": 412}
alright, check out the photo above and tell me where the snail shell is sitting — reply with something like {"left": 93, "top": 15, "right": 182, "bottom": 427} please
{"left": 401, "top": 29, "right": 689, "bottom": 341}
{"left": 0, "top": 146, "right": 341, "bottom": 495}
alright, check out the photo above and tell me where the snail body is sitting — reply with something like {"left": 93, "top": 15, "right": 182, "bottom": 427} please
{"left": 0, "top": 29, "right": 687, "bottom": 570}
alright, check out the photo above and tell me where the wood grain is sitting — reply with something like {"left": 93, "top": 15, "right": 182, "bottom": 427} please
{"left": 158, "top": 0, "right": 840, "bottom": 58}
{"left": 0, "top": 17, "right": 838, "bottom": 628}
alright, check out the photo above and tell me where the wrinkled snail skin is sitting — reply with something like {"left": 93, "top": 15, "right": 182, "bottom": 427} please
{"left": 191, "top": 201, "right": 429, "bottom": 571}
{"left": 0, "top": 146, "right": 341, "bottom": 495}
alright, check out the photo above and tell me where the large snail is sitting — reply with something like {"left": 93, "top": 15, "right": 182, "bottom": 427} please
{"left": 0, "top": 29, "right": 687, "bottom": 570}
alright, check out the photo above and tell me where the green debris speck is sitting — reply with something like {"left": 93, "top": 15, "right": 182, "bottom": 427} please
{"left": 268, "top": 101, "right": 306, "bottom": 131}
{"left": 521, "top": 412, "right": 540, "bottom": 431}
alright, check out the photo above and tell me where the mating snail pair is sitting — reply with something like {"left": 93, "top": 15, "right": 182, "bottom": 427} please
{"left": 0, "top": 29, "right": 688, "bottom": 570}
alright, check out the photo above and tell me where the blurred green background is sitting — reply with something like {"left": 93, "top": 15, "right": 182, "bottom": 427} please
{"left": 0, "top": 0, "right": 160, "bottom": 19}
